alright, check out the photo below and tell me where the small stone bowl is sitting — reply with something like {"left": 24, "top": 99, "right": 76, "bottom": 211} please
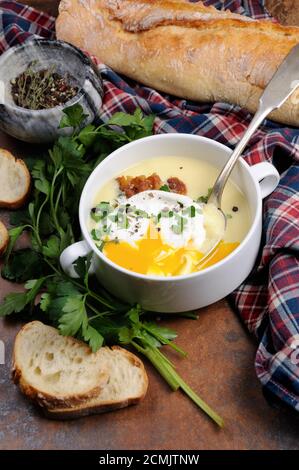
{"left": 0, "top": 38, "right": 104, "bottom": 143}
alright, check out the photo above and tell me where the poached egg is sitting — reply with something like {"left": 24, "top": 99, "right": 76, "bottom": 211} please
{"left": 90, "top": 190, "right": 233, "bottom": 276}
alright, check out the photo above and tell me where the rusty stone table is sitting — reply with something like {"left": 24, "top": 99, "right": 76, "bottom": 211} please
{"left": 1, "top": 0, "right": 299, "bottom": 450}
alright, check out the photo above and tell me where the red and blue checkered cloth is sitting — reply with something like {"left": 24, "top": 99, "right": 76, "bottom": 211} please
{"left": 1, "top": 0, "right": 298, "bottom": 411}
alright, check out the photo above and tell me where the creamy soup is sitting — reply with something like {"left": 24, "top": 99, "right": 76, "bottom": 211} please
{"left": 89, "top": 156, "right": 251, "bottom": 276}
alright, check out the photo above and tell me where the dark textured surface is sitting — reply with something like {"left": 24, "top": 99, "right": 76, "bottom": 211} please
{"left": 1, "top": 0, "right": 299, "bottom": 451}
{"left": 1, "top": 275, "right": 299, "bottom": 449}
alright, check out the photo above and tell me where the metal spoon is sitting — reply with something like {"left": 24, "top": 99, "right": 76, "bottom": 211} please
{"left": 208, "top": 42, "right": 299, "bottom": 216}
{"left": 128, "top": 43, "right": 299, "bottom": 265}
{"left": 194, "top": 42, "right": 299, "bottom": 264}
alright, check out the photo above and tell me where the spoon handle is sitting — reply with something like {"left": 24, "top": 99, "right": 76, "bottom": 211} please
{"left": 208, "top": 106, "right": 269, "bottom": 207}
{"left": 209, "top": 42, "right": 299, "bottom": 208}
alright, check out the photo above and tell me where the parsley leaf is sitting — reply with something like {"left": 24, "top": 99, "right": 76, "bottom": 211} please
{"left": 106, "top": 108, "right": 155, "bottom": 141}
{"left": 59, "top": 294, "right": 87, "bottom": 337}
{"left": 82, "top": 324, "right": 104, "bottom": 352}
{"left": 73, "top": 253, "right": 93, "bottom": 288}
{"left": 42, "top": 235, "right": 61, "bottom": 259}
{"left": 2, "top": 249, "right": 48, "bottom": 283}
{"left": 4, "top": 225, "right": 27, "bottom": 262}
{"left": 143, "top": 322, "right": 177, "bottom": 341}
{"left": 32, "top": 160, "right": 51, "bottom": 196}
{"left": 78, "top": 124, "right": 97, "bottom": 147}
{"left": 59, "top": 104, "right": 88, "bottom": 129}
{"left": 0, "top": 104, "right": 223, "bottom": 426}
{"left": 9, "top": 209, "right": 30, "bottom": 226}
{"left": 40, "top": 292, "right": 51, "bottom": 312}
{"left": 0, "top": 292, "right": 28, "bottom": 317}
{"left": 0, "top": 277, "right": 46, "bottom": 317}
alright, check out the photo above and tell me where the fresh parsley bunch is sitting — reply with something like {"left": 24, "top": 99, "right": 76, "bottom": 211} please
{"left": 0, "top": 105, "right": 223, "bottom": 427}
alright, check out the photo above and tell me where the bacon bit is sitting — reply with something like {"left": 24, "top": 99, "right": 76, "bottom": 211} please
{"left": 117, "top": 173, "right": 187, "bottom": 197}
{"left": 167, "top": 177, "right": 187, "bottom": 195}
{"left": 117, "top": 173, "right": 162, "bottom": 198}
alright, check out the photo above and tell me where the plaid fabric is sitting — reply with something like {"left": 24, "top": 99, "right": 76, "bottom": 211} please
{"left": 0, "top": 0, "right": 298, "bottom": 411}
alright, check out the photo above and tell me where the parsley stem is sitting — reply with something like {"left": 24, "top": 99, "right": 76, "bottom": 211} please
{"left": 175, "top": 312, "right": 199, "bottom": 320}
{"left": 87, "top": 290, "right": 117, "bottom": 311}
{"left": 150, "top": 343, "right": 176, "bottom": 369}
{"left": 85, "top": 302, "right": 100, "bottom": 316}
{"left": 50, "top": 166, "right": 64, "bottom": 234}
{"left": 131, "top": 341, "right": 179, "bottom": 391}
{"left": 157, "top": 356, "right": 224, "bottom": 428}
{"left": 35, "top": 195, "right": 49, "bottom": 248}
{"left": 175, "top": 376, "right": 224, "bottom": 428}
{"left": 86, "top": 305, "right": 111, "bottom": 319}
{"left": 140, "top": 336, "right": 176, "bottom": 368}
{"left": 39, "top": 261, "right": 117, "bottom": 312}
{"left": 54, "top": 184, "right": 63, "bottom": 216}
{"left": 142, "top": 324, "right": 187, "bottom": 357}
{"left": 44, "top": 258, "right": 62, "bottom": 276}
{"left": 131, "top": 341, "right": 223, "bottom": 427}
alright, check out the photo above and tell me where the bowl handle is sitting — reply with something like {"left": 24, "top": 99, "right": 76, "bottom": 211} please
{"left": 249, "top": 162, "right": 280, "bottom": 199}
{"left": 60, "top": 241, "right": 94, "bottom": 278}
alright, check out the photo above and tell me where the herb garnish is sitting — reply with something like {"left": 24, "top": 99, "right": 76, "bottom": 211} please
{"left": 11, "top": 61, "right": 78, "bottom": 110}
{"left": 0, "top": 104, "right": 223, "bottom": 427}
{"left": 171, "top": 215, "right": 188, "bottom": 235}
{"left": 197, "top": 187, "right": 212, "bottom": 204}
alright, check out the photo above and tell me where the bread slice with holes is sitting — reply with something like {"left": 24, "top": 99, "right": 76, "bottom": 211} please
{"left": 0, "top": 220, "right": 9, "bottom": 256}
{"left": 12, "top": 321, "right": 110, "bottom": 409}
{"left": 0, "top": 149, "right": 31, "bottom": 209}
{"left": 45, "top": 345, "right": 149, "bottom": 419}
{"left": 12, "top": 321, "right": 148, "bottom": 418}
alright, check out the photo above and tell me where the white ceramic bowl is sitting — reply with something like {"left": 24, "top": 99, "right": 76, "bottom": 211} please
{"left": 60, "top": 134, "right": 279, "bottom": 312}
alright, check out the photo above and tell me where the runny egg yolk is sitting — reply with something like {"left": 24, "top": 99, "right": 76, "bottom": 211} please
{"left": 103, "top": 226, "right": 239, "bottom": 276}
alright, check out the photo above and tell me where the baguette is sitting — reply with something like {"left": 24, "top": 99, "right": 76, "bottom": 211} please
{"left": 0, "top": 149, "right": 31, "bottom": 209}
{"left": 0, "top": 220, "right": 9, "bottom": 256}
{"left": 56, "top": 0, "right": 299, "bottom": 127}
{"left": 12, "top": 321, "right": 148, "bottom": 418}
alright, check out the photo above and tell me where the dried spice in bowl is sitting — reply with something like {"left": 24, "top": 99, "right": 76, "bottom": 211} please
{"left": 10, "top": 61, "right": 79, "bottom": 110}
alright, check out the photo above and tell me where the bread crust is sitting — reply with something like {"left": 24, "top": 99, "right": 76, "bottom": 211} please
{"left": 0, "top": 149, "right": 31, "bottom": 209}
{"left": 12, "top": 322, "right": 148, "bottom": 418}
{"left": 56, "top": 0, "right": 299, "bottom": 127}
{"left": 44, "top": 347, "right": 148, "bottom": 420}
{"left": 0, "top": 220, "right": 9, "bottom": 256}
{"left": 12, "top": 322, "right": 109, "bottom": 409}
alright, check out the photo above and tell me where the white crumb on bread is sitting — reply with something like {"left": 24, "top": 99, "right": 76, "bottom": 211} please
{"left": 45, "top": 345, "right": 149, "bottom": 419}
{"left": 12, "top": 321, "right": 148, "bottom": 418}
{"left": 0, "top": 220, "right": 9, "bottom": 256}
{"left": 0, "top": 149, "right": 31, "bottom": 209}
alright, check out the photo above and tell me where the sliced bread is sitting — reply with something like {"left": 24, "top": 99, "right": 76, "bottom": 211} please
{"left": 0, "top": 220, "right": 9, "bottom": 256}
{"left": 0, "top": 149, "right": 31, "bottom": 209}
{"left": 12, "top": 321, "right": 110, "bottom": 409}
{"left": 45, "top": 346, "right": 149, "bottom": 420}
{"left": 12, "top": 321, "right": 148, "bottom": 418}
